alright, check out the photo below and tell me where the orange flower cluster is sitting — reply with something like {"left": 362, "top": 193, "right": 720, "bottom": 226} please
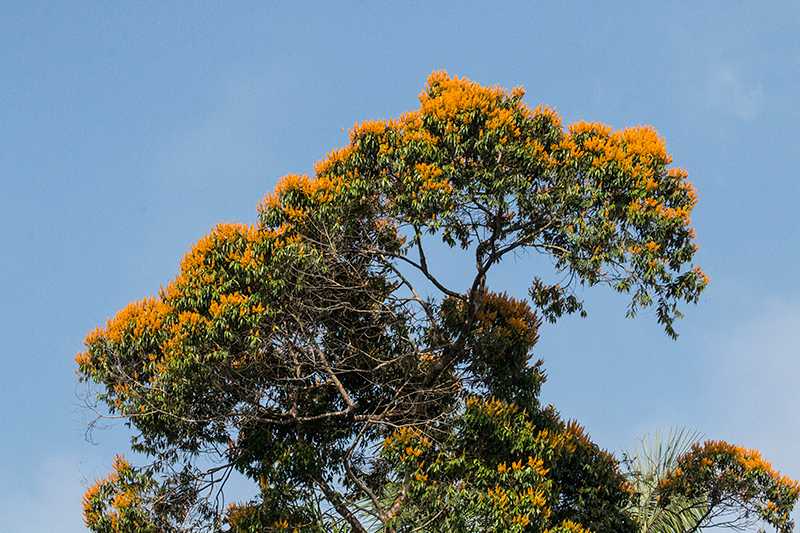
{"left": 547, "top": 519, "right": 591, "bottom": 533}
{"left": 414, "top": 162, "right": 452, "bottom": 194}
{"left": 521, "top": 485, "right": 548, "bottom": 508}
{"left": 466, "top": 396, "right": 521, "bottom": 419}
{"left": 566, "top": 121, "right": 671, "bottom": 176}
{"left": 475, "top": 292, "right": 541, "bottom": 347}
{"left": 497, "top": 456, "right": 549, "bottom": 477}
{"left": 259, "top": 172, "right": 345, "bottom": 212}
{"left": 486, "top": 485, "right": 510, "bottom": 511}
{"left": 82, "top": 455, "right": 146, "bottom": 530}
{"left": 695, "top": 440, "right": 800, "bottom": 490}
{"left": 209, "top": 291, "right": 247, "bottom": 318}
{"left": 169, "top": 221, "right": 267, "bottom": 297}
{"left": 76, "top": 219, "right": 276, "bottom": 390}
{"left": 76, "top": 296, "right": 173, "bottom": 369}
{"left": 311, "top": 144, "right": 356, "bottom": 177}
{"left": 419, "top": 71, "right": 515, "bottom": 128}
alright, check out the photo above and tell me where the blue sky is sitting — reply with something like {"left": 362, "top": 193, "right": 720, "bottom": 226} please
{"left": 2, "top": 2, "right": 799, "bottom": 531}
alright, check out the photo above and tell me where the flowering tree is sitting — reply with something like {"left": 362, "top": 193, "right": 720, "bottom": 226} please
{"left": 76, "top": 71, "right": 782, "bottom": 533}
{"left": 657, "top": 440, "right": 800, "bottom": 533}
{"left": 623, "top": 429, "right": 799, "bottom": 533}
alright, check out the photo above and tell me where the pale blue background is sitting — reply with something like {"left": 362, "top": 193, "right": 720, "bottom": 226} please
{"left": 2, "top": 2, "right": 799, "bottom": 530}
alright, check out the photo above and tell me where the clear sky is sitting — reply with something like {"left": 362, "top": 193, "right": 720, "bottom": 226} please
{"left": 2, "top": 2, "right": 799, "bottom": 531}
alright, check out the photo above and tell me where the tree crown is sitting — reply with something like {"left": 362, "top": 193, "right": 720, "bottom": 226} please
{"left": 76, "top": 71, "right": 729, "bottom": 533}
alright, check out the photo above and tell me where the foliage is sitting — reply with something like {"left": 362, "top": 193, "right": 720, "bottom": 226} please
{"left": 381, "top": 400, "right": 633, "bottom": 533}
{"left": 77, "top": 71, "right": 714, "bottom": 532}
{"left": 82, "top": 455, "right": 160, "bottom": 533}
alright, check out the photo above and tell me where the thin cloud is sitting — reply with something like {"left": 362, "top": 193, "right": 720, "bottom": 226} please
{"left": 706, "top": 66, "right": 764, "bottom": 120}
{"left": 705, "top": 297, "right": 800, "bottom": 476}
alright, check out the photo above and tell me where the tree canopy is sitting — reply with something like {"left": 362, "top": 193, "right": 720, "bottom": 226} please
{"left": 77, "top": 71, "right": 796, "bottom": 532}
{"left": 623, "top": 428, "right": 800, "bottom": 533}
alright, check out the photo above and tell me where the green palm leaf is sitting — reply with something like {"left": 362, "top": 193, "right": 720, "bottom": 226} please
{"left": 623, "top": 428, "right": 708, "bottom": 533}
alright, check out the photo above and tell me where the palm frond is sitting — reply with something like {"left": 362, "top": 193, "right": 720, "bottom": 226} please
{"left": 623, "top": 428, "right": 708, "bottom": 533}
